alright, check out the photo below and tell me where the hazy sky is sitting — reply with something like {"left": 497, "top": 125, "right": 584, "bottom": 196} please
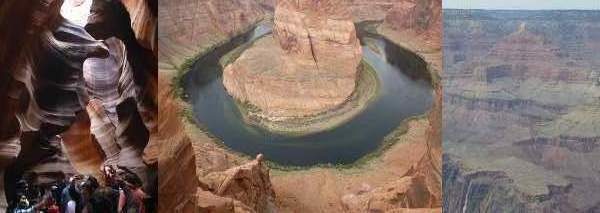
{"left": 443, "top": 0, "right": 600, "bottom": 10}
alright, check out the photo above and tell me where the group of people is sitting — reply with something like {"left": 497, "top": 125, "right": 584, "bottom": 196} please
{"left": 10, "top": 165, "right": 147, "bottom": 213}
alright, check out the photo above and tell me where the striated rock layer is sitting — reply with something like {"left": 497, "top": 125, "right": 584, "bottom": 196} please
{"left": 381, "top": 0, "right": 442, "bottom": 52}
{"left": 0, "top": 0, "right": 158, "bottom": 210}
{"left": 158, "top": 0, "right": 266, "bottom": 67}
{"left": 223, "top": 0, "right": 363, "bottom": 122}
{"left": 443, "top": 10, "right": 600, "bottom": 212}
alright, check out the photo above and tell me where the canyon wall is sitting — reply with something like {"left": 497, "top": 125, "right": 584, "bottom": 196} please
{"left": 443, "top": 10, "right": 600, "bottom": 212}
{"left": 158, "top": 0, "right": 278, "bottom": 211}
{"left": 158, "top": 71, "right": 276, "bottom": 212}
{"left": 158, "top": 0, "right": 266, "bottom": 67}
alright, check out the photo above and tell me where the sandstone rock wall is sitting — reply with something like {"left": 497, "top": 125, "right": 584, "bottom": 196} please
{"left": 0, "top": 0, "right": 158, "bottom": 210}
{"left": 121, "top": 0, "right": 157, "bottom": 56}
{"left": 158, "top": 0, "right": 265, "bottom": 67}
{"left": 347, "top": 0, "right": 397, "bottom": 21}
{"left": 382, "top": 0, "right": 442, "bottom": 50}
{"left": 157, "top": 72, "right": 275, "bottom": 212}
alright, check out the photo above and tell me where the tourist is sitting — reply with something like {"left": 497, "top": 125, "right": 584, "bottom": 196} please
{"left": 117, "top": 169, "right": 146, "bottom": 213}
{"left": 61, "top": 176, "right": 83, "bottom": 213}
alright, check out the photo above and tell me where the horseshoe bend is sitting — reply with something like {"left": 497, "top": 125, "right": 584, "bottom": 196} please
{"left": 221, "top": 0, "right": 369, "bottom": 134}
{"left": 159, "top": 0, "right": 441, "bottom": 212}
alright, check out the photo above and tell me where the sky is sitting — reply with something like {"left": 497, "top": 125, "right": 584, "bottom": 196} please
{"left": 443, "top": 0, "right": 600, "bottom": 10}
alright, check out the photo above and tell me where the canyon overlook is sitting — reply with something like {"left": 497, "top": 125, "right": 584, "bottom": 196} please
{"left": 160, "top": 0, "right": 441, "bottom": 212}
{"left": 443, "top": 10, "right": 600, "bottom": 212}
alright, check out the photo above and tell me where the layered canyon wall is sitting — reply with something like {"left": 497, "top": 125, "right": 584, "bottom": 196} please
{"left": 158, "top": 0, "right": 266, "bottom": 67}
{"left": 443, "top": 10, "right": 600, "bottom": 212}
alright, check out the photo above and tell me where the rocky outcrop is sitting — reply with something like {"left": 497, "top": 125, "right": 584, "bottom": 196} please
{"left": 202, "top": 154, "right": 275, "bottom": 212}
{"left": 158, "top": 71, "right": 276, "bottom": 212}
{"left": 342, "top": 177, "right": 439, "bottom": 212}
{"left": 223, "top": 0, "right": 363, "bottom": 123}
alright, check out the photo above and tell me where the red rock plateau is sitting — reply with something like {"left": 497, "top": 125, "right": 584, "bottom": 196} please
{"left": 158, "top": 0, "right": 441, "bottom": 212}
{"left": 222, "top": 0, "right": 364, "bottom": 132}
{"left": 0, "top": 0, "right": 157, "bottom": 210}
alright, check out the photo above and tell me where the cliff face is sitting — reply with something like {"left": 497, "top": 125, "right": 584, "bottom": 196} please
{"left": 346, "top": 0, "right": 397, "bottom": 21}
{"left": 157, "top": 0, "right": 276, "bottom": 211}
{"left": 222, "top": 0, "right": 363, "bottom": 120}
{"left": 157, "top": 72, "right": 275, "bottom": 212}
{"left": 381, "top": 0, "right": 442, "bottom": 51}
{"left": 0, "top": 0, "right": 158, "bottom": 210}
{"left": 158, "top": 0, "right": 265, "bottom": 67}
{"left": 443, "top": 10, "right": 600, "bottom": 212}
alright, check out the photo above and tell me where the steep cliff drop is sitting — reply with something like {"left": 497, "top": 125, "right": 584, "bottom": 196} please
{"left": 158, "top": 0, "right": 276, "bottom": 211}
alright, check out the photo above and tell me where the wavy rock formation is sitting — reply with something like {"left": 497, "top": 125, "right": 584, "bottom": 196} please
{"left": 121, "top": 0, "right": 157, "bottom": 56}
{"left": 223, "top": 0, "right": 363, "bottom": 123}
{"left": 0, "top": 0, "right": 158, "bottom": 210}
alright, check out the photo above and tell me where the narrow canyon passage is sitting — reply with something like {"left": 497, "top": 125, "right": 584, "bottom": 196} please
{"left": 0, "top": 0, "right": 157, "bottom": 211}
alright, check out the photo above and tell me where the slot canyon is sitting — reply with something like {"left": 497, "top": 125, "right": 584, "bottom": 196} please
{"left": 0, "top": 0, "right": 157, "bottom": 211}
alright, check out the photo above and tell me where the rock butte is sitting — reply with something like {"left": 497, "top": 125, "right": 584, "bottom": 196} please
{"left": 223, "top": 0, "right": 363, "bottom": 125}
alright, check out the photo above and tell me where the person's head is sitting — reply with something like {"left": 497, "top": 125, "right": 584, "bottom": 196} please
{"left": 89, "top": 187, "right": 119, "bottom": 213}
{"left": 17, "top": 179, "right": 29, "bottom": 192}
{"left": 102, "top": 164, "right": 116, "bottom": 178}
{"left": 79, "top": 175, "right": 99, "bottom": 196}
{"left": 18, "top": 195, "right": 29, "bottom": 208}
